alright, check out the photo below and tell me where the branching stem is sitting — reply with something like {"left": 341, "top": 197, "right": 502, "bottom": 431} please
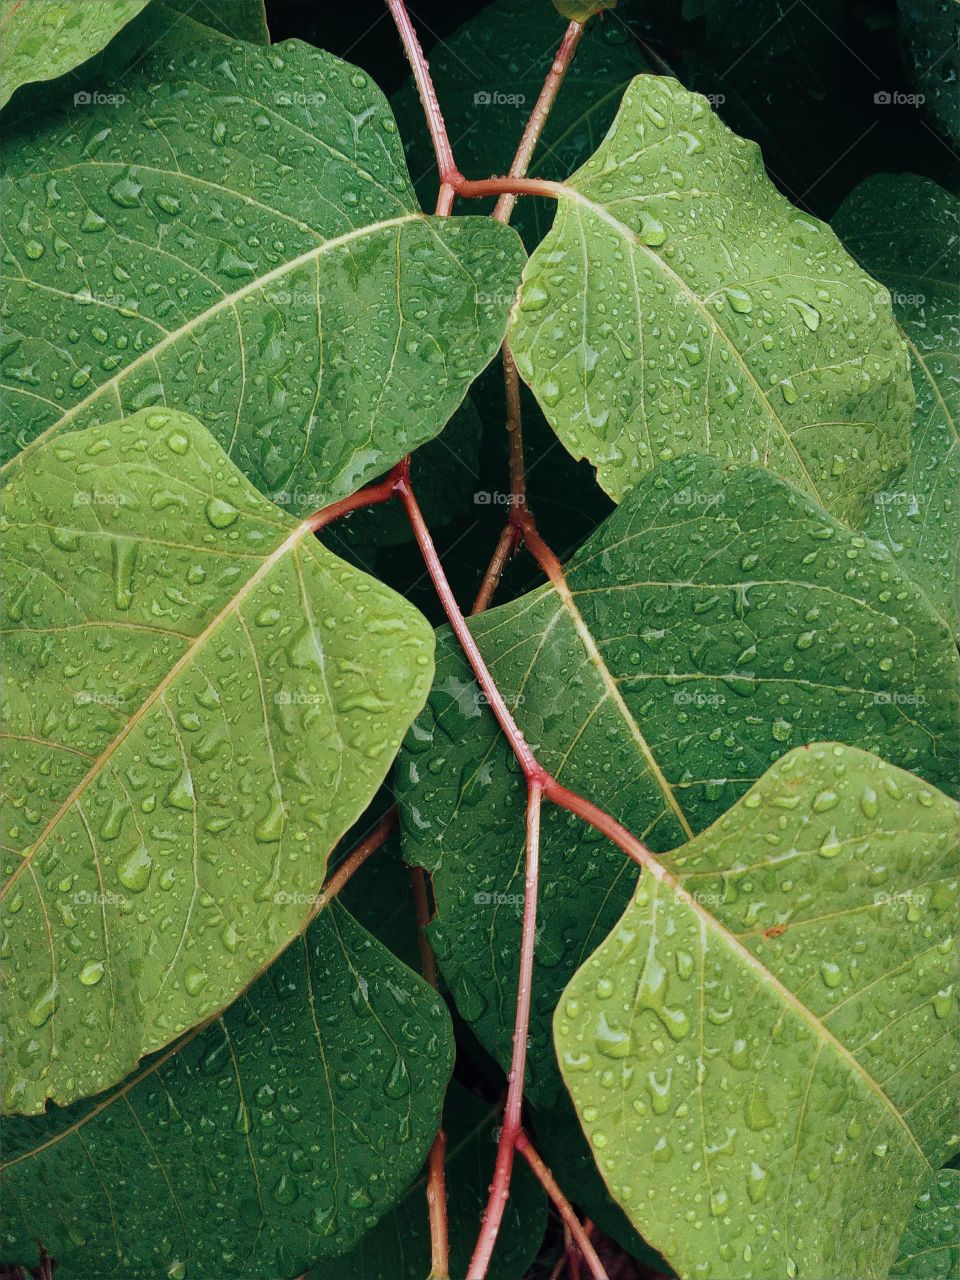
{"left": 516, "top": 1131, "right": 609, "bottom": 1280}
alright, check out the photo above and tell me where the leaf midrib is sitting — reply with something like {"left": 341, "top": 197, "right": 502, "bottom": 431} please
{"left": 1, "top": 515, "right": 310, "bottom": 901}
{"left": 0, "top": 212, "right": 422, "bottom": 477}
{"left": 551, "top": 185, "right": 827, "bottom": 507}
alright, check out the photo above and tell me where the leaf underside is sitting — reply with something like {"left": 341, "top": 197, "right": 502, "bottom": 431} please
{"left": 509, "top": 75, "right": 914, "bottom": 524}
{"left": 398, "top": 456, "right": 959, "bottom": 1106}
{"left": 0, "top": 903, "right": 454, "bottom": 1277}
{"left": 1, "top": 408, "right": 434, "bottom": 1113}
{"left": 555, "top": 744, "right": 958, "bottom": 1280}
{"left": 0, "top": 7, "right": 524, "bottom": 511}
{"left": 835, "top": 173, "right": 959, "bottom": 638}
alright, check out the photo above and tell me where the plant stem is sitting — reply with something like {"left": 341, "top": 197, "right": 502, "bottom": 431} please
{"left": 466, "top": 780, "right": 544, "bottom": 1280}
{"left": 385, "top": 0, "right": 460, "bottom": 201}
{"left": 471, "top": 521, "right": 520, "bottom": 615}
{"left": 305, "top": 464, "right": 402, "bottom": 532}
{"left": 492, "top": 20, "right": 586, "bottom": 224}
{"left": 516, "top": 1131, "right": 609, "bottom": 1280}
{"left": 455, "top": 175, "right": 567, "bottom": 202}
{"left": 315, "top": 809, "right": 397, "bottom": 908}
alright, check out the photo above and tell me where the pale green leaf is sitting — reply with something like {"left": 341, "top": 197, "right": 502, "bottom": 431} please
{"left": 1, "top": 408, "right": 434, "bottom": 1114}
{"left": 509, "top": 75, "right": 914, "bottom": 524}
{"left": 555, "top": 744, "right": 959, "bottom": 1279}
{"left": 0, "top": 0, "right": 151, "bottom": 109}
{"left": 0, "top": 9, "right": 524, "bottom": 509}
{"left": 0, "top": 903, "right": 454, "bottom": 1276}
{"left": 892, "top": 1168, "right": 960, "bottom": 1278}
{"left": 320, "top": 1082, "right": 547, "bottom": 1280}
{"left": 835, "top": 174, "right": 959, "bottom": 637}
{"left": 397, "top": 456, "right": 959, "bottom": 1106}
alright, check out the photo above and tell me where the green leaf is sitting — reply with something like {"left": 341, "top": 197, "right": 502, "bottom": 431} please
{"left": 892, "top": 1168, "right": 960, "bottom": 1278}
{"left": 167, "top": 0, "right": 270, "bottom": 44}
{"left": 397, "top": 455, "right": 959, "bottom": 1105}
{"left": 321, "top": 1082, "right": 547, "bottom": 1280}
{"left": 0, "top": 0, "right": 151, "bottom": 109}
{"left": 0, "top": 902, "right": 454, "bottom": 1276}
{"left": 0, "top": 8, "right": 524, "bottom": 509}
{"left": 554, "top": 744, "right": 959, "bottom": 1280}
{"left": 553, "top": 0, "right": 618, "bottom": 19}
{"left": 391, "top": 0, "right": 649, "bottom": 250}
{"left": 509, "top": 75, "right": 914, "bottom": 523}
{"left": 899, "top": 0, "right": 960, "bottom": 146}
{"left": 835, "top": 174, "right": 959, "bottom": 637}
{"left": 1, "top": 408, "right": 434, "bottom": 1114}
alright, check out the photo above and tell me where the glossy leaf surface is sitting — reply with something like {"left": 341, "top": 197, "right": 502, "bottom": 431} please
{"left": 892, "top": 1169, "right": 960, "bottom": 1278}
{"left": 1, "top": 409, "right": 434, "bottom": 1113}
{"left": 555, "top": 744, "right": 958, "bottom": 1280}
{"left": 509, "top": 75, "right": 913, "bottom": 522}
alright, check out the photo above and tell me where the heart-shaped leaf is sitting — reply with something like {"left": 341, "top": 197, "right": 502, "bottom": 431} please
{"left": 555, "top": 744, "right": 958, "bottom": 1280}
{"left": 892, "top": 1168, "right": 960, "bottom": 1278}
{"left": 0, "top": 902, "right": 454, "bottom": 1276}
{"left": 509, "top": 75, "right": 913, "bottom": 523}
{"left": 397, "top": 456, "right": 959, "bottom": 1105}
{"left": 835, "top": 174, "right": 959, "bottom": 637}
{"left": 0, "top": 8, "right": 524, "bottom": 509}
{"left": 1, "top": 408, "right": 434, "bottom": 1113}
{"left": 0, "top": 0, "right": 151, "bottom": 108}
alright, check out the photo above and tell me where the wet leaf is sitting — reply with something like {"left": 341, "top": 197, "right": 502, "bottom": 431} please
{"left": 0, "top": 903, "right": 454, "bottom": 1276}
{"left": 1, "top": 408, "right": 434, "bottom": 1113}
{"left": 509, "top": 75, "right": 914, "bottom": 523}
{"left": 0, "top": 0, "right": 151, "bottom": 108}
{"left": 898, "top": 0, "right": 960, "bottom": 146}
{"left": 397, "top": 456, "right": 959, "bottom": 1105}
{"left": 892, "top": 1168, "right": 960, "bottom": 1278}
{"left": 0, "top": 7, "right": 524, "bottom": 510}
{"left": 555, "top": 744, "right": 959, "bottom": 1280}
{"left": 835, "top": 174, "right": 959, "bottom": 638}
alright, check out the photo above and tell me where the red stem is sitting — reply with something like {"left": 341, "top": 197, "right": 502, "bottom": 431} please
{"left": 516, "top": 1132, "right": 609, "bottom": 1280}
{"left": 386, "top": 0, "right": 460, "bottom": 194}
{"left": 316, "top": 808, "right": 397, "bottom": 908}
{"left": 492, "top": 20, "right": 586, "bottom": 224}
{"left": 466, "top": 780, "right": 543, "bottom": 1280}
{"left": 455, "top": 175, "right": 567, "bottom": 203}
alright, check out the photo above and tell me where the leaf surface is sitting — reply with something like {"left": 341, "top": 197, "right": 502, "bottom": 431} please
{"left": 899, "top": 0, "right": 960, "bottom": 146}
{"left": 0, "top": 902, "right": 454, "bottom": 1276}
{"left": 835, "top": 174, "right": 959, "bottom": 636}
{"left": 0, "top": 0, "right": 151, "bottom": 108}
{"left": 0, "top": 10, "right": 523, "bottom": 509}
{"left": 555, "top": 744, "right": 959, "bottom": 1280}
{"left": 892, "top": 1168, "right": 960, "bottom": 1278}
{"left": 320, "top": 1081, "right": 547, "bottom": 1280}
{"left": 1, "top": 408, "right": 434, "bottom": 1113}
{"left": 509, "top": 75, "right": 913, "bottom": 523}
{"left": 398, "top": 456, "right": 959, "bottom": 1105}
{"left": 167, "top": 0, "right": 269, "bottom": 44}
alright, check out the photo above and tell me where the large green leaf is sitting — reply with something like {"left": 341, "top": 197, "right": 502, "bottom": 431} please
{"left": 1, "top": 408, "right": 434, "bottom": 1114}
{"left": 892, "top": 1168, "right": 960, "bottom": 1278}
{"left": 168, "top": 0, "right": 269, "bottom": 44}
{"left": 397, "top": 456, "right": 959, "bottom": 1105}
{"left": 0, "top": 0, "right": 151, "bottom": 109}
{"left": 835, "top": 174, "right": 959, "bottom": 637}
{"left": 320, "top": 1082, "right": 547, "bottom": 1280}
{"left": 0, "top": 902, "right": 454, "bottom": 1277}
{"left": 508, "top": 75, "right": 914, "bottom": 523}
{"left": 0, "top": 8, "right": 524, "bottom": 509}
{"left": 391, "top": 0, "right": 649, "bottom": 250}
{"left": 555, "top": 744, "right": 959, "bottom": 1280}
{"left": 899, "top": 0, "right": 960, "bottom": 146}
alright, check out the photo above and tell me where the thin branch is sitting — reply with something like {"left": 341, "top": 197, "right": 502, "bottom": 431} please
{"left": 386, "top": 0, "right": 460, "bottom": 201}
{"left": 492, "top": 20, "right": 586, "bottom": 224}
{"left": 466, "top": 780, "right": 544, "bottom": 1280}
{"left": 471, "top": 521, "right": 520, "bottom": 615}
{"left": 455, "top": 175, "right": 567, "bottom": 202}
{"left": 517, "top": 1131, "right": 609, "bottom": 1280}
{"left": 315, "top": 808, "right": 397, "bottom": 908}
{"left": 305, "top": 464, "right": 402, "bottom": 532}
{"left": 501, "top": 345, "right": 527, "bottom": 506}
{"left": 410, "top": 865, "right": 450, "bottom": 1278}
